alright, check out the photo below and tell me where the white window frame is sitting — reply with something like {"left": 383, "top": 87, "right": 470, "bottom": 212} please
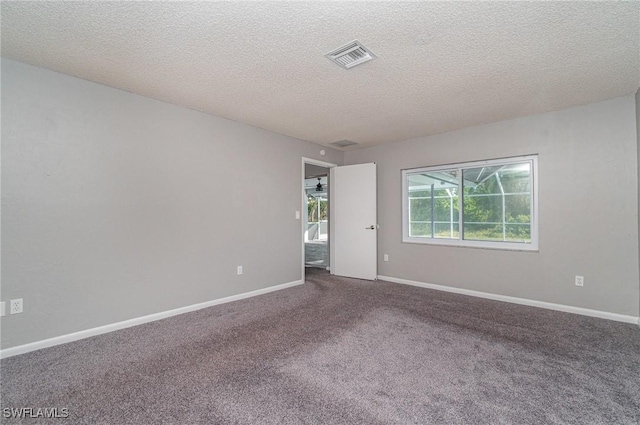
{"left": 402, "top": 155, "right": 539, "bottom": 251}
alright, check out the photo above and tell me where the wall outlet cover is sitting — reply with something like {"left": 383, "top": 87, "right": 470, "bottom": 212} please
{"left": 10, "top": 298, "right": 23, "bottom": 314}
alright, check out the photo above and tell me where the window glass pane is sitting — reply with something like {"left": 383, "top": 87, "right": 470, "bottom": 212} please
{"left": 499, "top": 163, "right": 531, "bottom": 193}
{"left": 307, "top": 196, "right": 328, "bottom": 222}
{"left": 410, "top": 198, "right": 432, "bottom": 222}
{"left": 434, "top": 187, "right": 459, "bottom": 239}
{"left": 307, "top": 196, "right": 317, "bottom": 222}
{"left": 505, "top": 195, "right": 531, "bottom": 242}
{"left": 407, "top": 170, "right": 458, "bottom": 239}
{"left": 462, "top": 162, "right": 532, "bottom": 243}
{"left": 319, "top": 199, "right": 328, "bottom": 221}
{"left": 410, "top": 222, "right": 431, "bottom": 237}
{"left": 435, "top": 222, "right": 460, "bottom": 239}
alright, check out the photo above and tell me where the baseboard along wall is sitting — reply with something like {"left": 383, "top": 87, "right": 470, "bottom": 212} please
{"left": 4, "top": 275, "right": 637, "bottom": 359}
{"left": 378, "top": 275, "right": 640, "bottom": 326}
{"left": 0, "top": 280, "right": 304, "bottom": 359}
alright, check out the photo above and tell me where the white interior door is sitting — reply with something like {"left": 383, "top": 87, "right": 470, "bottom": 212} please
{"left": 330, "top": 163, "right": 377, "bottom": 280}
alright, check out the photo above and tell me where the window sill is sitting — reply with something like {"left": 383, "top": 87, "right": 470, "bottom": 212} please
{"left": 402, "top": 237, "right": 539, "bottom": 252}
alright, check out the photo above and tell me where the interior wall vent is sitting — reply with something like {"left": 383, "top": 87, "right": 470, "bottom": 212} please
{"left": 325, "top": 40, "right": 377, "bottom": 69}
{"left": 330, "top": 140, "right": 358, "bottom": 148}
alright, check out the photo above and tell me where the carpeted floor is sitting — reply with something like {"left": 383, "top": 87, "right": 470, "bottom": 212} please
{"left": 2, "top": 269, "right": 639, "bottom": 424}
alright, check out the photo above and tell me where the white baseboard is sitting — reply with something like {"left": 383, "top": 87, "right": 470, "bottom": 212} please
{"left": 378, "top": 275, "right": 640, "bottom": 326}
{"left": 1, "top": 279, "right": 304, "bottom": 359}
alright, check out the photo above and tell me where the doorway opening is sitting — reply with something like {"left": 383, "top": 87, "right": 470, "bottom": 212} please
{"left": 305, "top": 173, "right": 329, "bottom": 269}
{"left": 302, "top": 158, "right": 337, "bottom": 281}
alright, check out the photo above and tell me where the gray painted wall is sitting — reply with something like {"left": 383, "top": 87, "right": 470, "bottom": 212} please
{"left": 636, "top": 88, "right": 640, "bottom": 314}
{"left": 346, "top": 96, "right": 640, "bottom": 317}
{"left": 1, "top": 59, "right": 343, "bottom": 348}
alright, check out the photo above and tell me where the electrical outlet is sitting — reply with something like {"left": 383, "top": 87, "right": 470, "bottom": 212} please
{"left": 575, "top": 276, "right": 584, "bottom": 287}
{"left": 10, "top": 298, "right": 23, "bottom": 314}
{"left": 383, "top": 254, "right": 389, "bottom": 262}
{"left": 237, "top": 266, "right": 243, "bottom": 275}
{"left": 295, "top": 211, "right": 300, "bottom": 220}
{"left": 0, "top": 302, "right": 5, "bottom": 317}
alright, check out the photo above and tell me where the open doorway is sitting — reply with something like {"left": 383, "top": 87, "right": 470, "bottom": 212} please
{"left": 302, "top": 158, "right": 336, "bottom": 280}
{"left": 304, "top": 171, "right": 329, "bottom": 269}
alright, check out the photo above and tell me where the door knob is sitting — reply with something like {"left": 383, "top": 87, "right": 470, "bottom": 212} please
{"left": 365, "top": 225, "right": 376, "bottom": 230}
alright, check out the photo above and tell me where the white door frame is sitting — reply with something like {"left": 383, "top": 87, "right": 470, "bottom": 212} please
{"left": 302, "top": 157, "right": 337, "bottom": 282}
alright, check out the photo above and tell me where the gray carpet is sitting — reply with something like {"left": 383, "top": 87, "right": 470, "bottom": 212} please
{"left": 2, "top": 269, "right": 639, "bottom": 424}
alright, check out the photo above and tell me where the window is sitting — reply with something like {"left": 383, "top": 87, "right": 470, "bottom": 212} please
{"left": 307, "top": 194, "right": 328, "bottom": 241}
{"left": 402, "top": 155, "right": 538, "bottom": 250}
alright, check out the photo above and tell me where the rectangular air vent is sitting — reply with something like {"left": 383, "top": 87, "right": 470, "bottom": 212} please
{"left": 330, "top": 140, "right": 358, "bottom": 147}
{"left": 325, "top": 40, "right": 377, "bottom": 69}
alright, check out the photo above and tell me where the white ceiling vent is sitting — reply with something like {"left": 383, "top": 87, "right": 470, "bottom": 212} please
{"left": 325, "top": 40, "right": 377, "bottom": 69}
{"left": 330, "top": 140, "right": 358, "bottom": 148}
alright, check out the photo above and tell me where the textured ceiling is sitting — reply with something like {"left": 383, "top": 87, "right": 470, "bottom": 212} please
{"left": 1, "top": 2, "right": 639, "bottom": 150}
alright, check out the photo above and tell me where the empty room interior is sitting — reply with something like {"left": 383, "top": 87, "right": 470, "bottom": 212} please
{"left": 2, "top": 2, "right": 640, "bottom": 424}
